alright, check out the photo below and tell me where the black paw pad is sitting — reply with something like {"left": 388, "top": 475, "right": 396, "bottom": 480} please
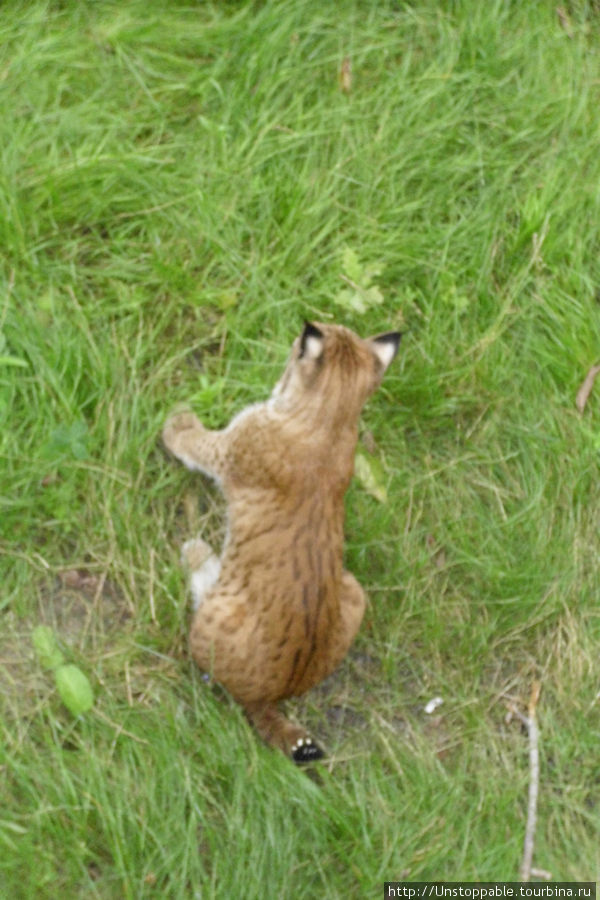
{"left": 291, "top": 737, "right": 324, "bottom": 764}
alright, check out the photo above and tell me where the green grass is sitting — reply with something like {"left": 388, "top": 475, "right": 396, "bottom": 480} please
{"left": 2, "top": 0, "right": 600, "bottom": 895}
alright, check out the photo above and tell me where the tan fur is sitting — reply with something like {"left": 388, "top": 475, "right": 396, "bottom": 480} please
{"left": 163, "top": 322, "right": 400, "bottom": 760}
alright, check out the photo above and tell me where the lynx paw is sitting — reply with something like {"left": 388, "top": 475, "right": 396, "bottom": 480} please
{"left": 182, "top": 537, "right": 221, "bottom": 610}
{"left": 162, "top": 410, "right": 203, "bottom": 452}
{"left": 181, "top": 537, "right": 215, "bottom": 570}
{"left": 291, "top": 736, "right": 324, "bottom": 764}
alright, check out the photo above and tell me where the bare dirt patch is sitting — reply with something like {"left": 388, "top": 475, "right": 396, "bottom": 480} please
{"left": 0, "top": 567, "right": 132, "bottom": 723}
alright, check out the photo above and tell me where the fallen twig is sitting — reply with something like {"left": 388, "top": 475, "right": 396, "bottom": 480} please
{"left": 505, "top": 681, "right": 541, "bottom": 881}
{"left": 339, "top": 56, "right": 352, "bottom": 93}
{"left": 521, "top": 682, "right": 541, "bottom": 881}
{"left": 556, "top": 7, "right": 574, "bottom": 39}
{"left": 149, "top": 548, "right": 157, "bottom": 625}
{"left": 575, "top": 363, "right": 600, "bottom": 413}
{"left": 531, "top": 868, "right": 553, "bottom": 881}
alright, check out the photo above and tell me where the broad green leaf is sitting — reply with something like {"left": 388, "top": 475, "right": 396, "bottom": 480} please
{"left": 54, "top": 664, "right": 94, "bottom": 715}
{"left": 32, "top": 626, "right": 65, "bottom": 670}
{"left": 362, "top": 284, "right": 384, "bottom": 307}
{"left": 354, "top": 450, "right": 388, "bottom": 503}
{"left": 335, "top": 287, "right": 364, "bottom": 314}
{"left": 335, "top": 284, "right": 384, "bottom": 315}
{"left": 341, "top": 246, "right": 364, "bottom": 283}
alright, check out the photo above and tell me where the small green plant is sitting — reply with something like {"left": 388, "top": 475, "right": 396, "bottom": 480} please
{"left": 1, "top": 0, "right": 599, "bottom": 893}
{"left": 334, "top": 247, "right": 384, "bottom": 315}
{"left": 42, "top": 421, "right": 89, "bottom": 462}
{"left": 354, "top": 449, "right": 388, "bottom": 503}
{"left": 32, "top": 626, "right": 94, "bottom": 716}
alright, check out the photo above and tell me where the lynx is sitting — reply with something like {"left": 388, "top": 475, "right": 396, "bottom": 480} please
{"left": 163, "top": 321, "right": 400, "bottom": 762}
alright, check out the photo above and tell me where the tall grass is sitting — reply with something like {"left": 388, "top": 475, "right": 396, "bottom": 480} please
{"left": 1, "top": 0, "right": 599, "bottom": 895}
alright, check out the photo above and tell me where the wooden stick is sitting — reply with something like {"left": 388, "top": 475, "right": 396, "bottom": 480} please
{"left": 503, "top": 681, "right": 542, "bottom": 881}
{"left": 149, "top": 548, "right": 157, "bottom": 625}
{"left": 575, "top": 363, "right": 600, "bottom": 413}
{"left": 520, "top": 681, "right": 541, "bottom": 881}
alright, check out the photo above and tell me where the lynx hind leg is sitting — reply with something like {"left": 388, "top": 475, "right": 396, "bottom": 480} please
{"left": 181, "top": 537, "right": 221, "bottom": 611}
{"left": 244, "top": 701, "right": 324, "bottom": 764}
{"left": 324, "top": 571, "right": 367, "bottom": 676}
{"left": 292, "top": 571, "right": 367, "bottom": 698}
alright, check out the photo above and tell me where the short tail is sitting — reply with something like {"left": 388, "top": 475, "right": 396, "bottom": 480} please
{"left": 244, "top": 701, "right": 324, "bottom": 764}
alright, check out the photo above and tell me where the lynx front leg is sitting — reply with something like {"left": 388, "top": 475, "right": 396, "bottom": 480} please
{"left": 162, "top": 411, "right": 226, "bottom": 481}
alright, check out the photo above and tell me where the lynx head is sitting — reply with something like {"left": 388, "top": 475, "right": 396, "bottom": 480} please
{"left": 271, "top": 321, "right": 401, "bottom": 423}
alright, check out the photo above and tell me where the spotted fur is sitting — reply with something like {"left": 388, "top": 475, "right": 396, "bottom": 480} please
{"left": 163, "top": 322, "right": 401, "bottom": 761}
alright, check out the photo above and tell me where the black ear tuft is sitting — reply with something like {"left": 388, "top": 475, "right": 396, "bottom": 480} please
{"left": 371, "top": 331, "right": 402, "bottom": 369}
{"left": 299, "top": 322, "right": 325, "bottom": 360}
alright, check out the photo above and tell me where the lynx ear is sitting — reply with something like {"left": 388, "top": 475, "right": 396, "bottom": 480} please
{"left": 299, "top": 321, "right": 325, "bottom": 360}
{"left": 370, "top": 332, "right": 402, "bottom": 370}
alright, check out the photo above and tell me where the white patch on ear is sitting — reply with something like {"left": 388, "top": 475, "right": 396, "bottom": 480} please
{"left": 371, "top": 333, "right": 401, "bottom": 370}
{"left": 303, "top": 334, "right": 324, "bottom": 360}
